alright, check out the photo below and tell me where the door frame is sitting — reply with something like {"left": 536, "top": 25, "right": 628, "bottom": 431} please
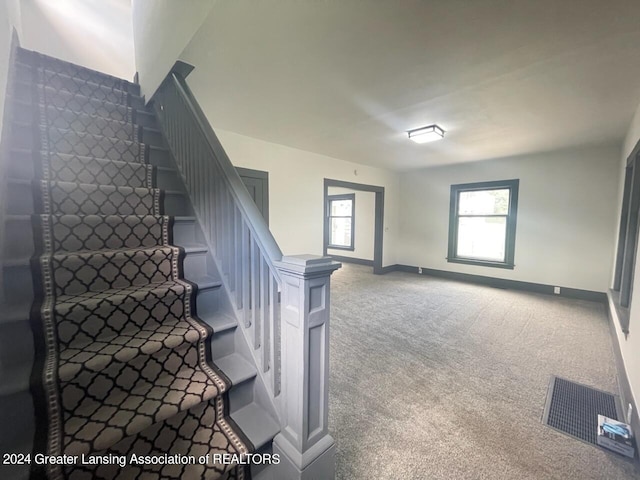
{"left": 236, "top": 167, "right": 269, "bottom": 225}
{"left": 323, "top": 178, "right": 385, "bottom": 274}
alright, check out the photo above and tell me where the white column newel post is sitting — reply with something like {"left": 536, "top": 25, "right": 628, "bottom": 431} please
{"left": 272, "top": 255, "right": 341, "bottom": 480}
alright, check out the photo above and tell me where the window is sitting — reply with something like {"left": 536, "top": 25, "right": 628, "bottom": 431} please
{"left": 328, "top": 194, "right": 355, "bottom": 250}
{"left": 612, "top": 151, "right": 640, "bottom": 333}
{"left": 448, "top": 179, "right": 519, "bottom": 269}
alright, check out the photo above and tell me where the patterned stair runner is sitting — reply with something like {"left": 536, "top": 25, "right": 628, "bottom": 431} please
{"left": 24, "top": 52, "right": 250, "bottom": 479}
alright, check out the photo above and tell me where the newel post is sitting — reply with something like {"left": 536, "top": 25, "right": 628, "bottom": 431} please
{"left": 272, "top": 255, "right": 341, "bottom": 480}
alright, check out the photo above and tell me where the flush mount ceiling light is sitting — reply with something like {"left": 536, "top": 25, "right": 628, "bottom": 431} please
{"left": 407, "top": 124, "right": 445, "bottom": 144}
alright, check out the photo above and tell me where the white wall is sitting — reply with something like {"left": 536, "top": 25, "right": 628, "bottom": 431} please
{"left": 19, "top": 0, "right": 135, "bottom": 80}
{"left": 0, "top": 0, "right": 21, "bottom": 133}
{"left": 131, "top": 0, "right": 215, "bottom": 99}
{"left": 5, "top": 0, "right": 21, "bottom": 38}
{"left": 398, "top": 145, "right": 620, "bottom": 292}
{"left": 610, "top": 101, "right": 640, "bottom": 421}
{"left": 216, "top": 129, "right": 399, "bottom": 267}
{"left": 0, "top": 1, "right": 14, "bottom": 138}
{"left": 327, "top": 186, "right": 375, "bottom": 261}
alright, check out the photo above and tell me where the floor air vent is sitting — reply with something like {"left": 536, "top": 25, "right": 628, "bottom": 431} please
{"left": 543, "top": 376, "right": 620, "bottom": 445}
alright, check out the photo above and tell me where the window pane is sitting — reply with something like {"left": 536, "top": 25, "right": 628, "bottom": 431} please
{"left": 457, "top": 216, "right": 506, "bottom": 261}
{"left": 331, "top": 199, "right": 353, "bottom": 216}
{"left": 458, "top": 189, "right": 509, "bottom": 215}
{"left": 330, "top": 218, "right": 352, "bottom": 247}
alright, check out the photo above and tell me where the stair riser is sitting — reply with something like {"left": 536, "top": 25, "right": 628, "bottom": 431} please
{"left": 50, "top": 248, "right": 177, "bottom": 297}
{"left": 5, "top": 216, "right": 193, "bottom": 260}
{"left": 11, "top": 123, "right": 34, "bottom": 150}
{"left": 135, "top": 110, "right": 158, "bottom": 129}
{"left": 13, "top": 89, "right": 132, "bottom": 123}
{"left": 172, "top": 219, "right": 198, "bottom": 246}
{"left": 16, "top": 62, "right": 141, "bottom": 96}
{"left": 5, "top": 181, "right": 33, "bottom": 214}
{"left": 194, "top": 286, "right": 220, "bottom": 320}
{"left": 183, "top": 250, "right": 209, "bottom": 280}
{"left": 3, "top": 216, "right": 34, "bottom": 259}
{"left": 7, "top": 150, "right": 159, "bottom": 190}
{"left": 36, "top": 72, "right": 131, "bottom": 106}
{"left": 164, "top": 191, "right": 190, "bottom": 216}
{"left": 5, "top": 182, "right": 188, "bottom": 216}
{"left": 211, "top": 328, "right": 235, "bottom": 360}
{"left": 0, "top": 321, "right": 34, "bottom": 382}
{"left": 2, "top": 257, "right": 217, "bottom": 310}
{"left": 0, "top": 391, "right": 34, "bottom": 452}
{"left": 12, "top": 100, "right": 153, "bottom": 136}
{"left": 15, "top": 81, "right": 144, "bottom": 110}
{"left": 12, "top": 125, "right": 144, "bottom": 162}
{"left": 148, "top": 146, "right": 172, "bottom": 167}
{"left": 15, "top": 119, "right": 137, "bottom": 147}
{"left": 43, "top": 128, "right": 145, "bottom": 164}
{"left": 11, "top": 102, "right": 33, "bottom": 125}
{"left": 228, "top": 378, "right": 255, "bottom": 414}
{"left": 2, "top": 263, "right": 33, "bottom": 305}
{"left": 156, "top": 168, "right": 182, "bottom": 190}
{"left": 142, "top": 128, "right": 166, "bottom": 148}
{"left": 8, "top": 150, "right": 175, "bottom": 191}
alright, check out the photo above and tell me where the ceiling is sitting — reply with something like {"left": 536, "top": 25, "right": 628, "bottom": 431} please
{"left": 181, "top": 0, "right": 640, "bottom": 171}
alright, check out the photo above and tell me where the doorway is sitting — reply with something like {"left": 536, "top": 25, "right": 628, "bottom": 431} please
{"left": 323, "top": 179, "right": 385, "bottom": 274}
{"left": 236, "top": 167, "right": 269, "bottom": 223}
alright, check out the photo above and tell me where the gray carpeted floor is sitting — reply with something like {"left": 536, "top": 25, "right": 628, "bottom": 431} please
{"left": 329, "top": 264, "right": 639, "bottom": 480}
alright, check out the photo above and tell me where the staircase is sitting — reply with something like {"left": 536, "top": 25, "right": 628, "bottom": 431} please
{"left": 0, "top": 49, "right": 280, "bottom": 479}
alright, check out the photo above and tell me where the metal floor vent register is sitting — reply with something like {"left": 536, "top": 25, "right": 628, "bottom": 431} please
{"left": 543, "top": 376, "right": 621, "bottom": 445}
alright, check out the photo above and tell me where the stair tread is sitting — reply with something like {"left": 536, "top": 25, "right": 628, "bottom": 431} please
{"left": 205, "top": 313, "right": 238, "bottom": 333}
{"left": 55, "top": 279, "right": 189, "bottom": 309}
{"left": 190, "top": 275, "right": 222, "bottom": 290}
{"left": 63, "top": 362, "right": 224, "bottom": 456}
{"left": 215, "top": 353, "right": 257, "bottom": 386}
{"left": 174, "top": 215, "right": 197, "bottom": 222}
{"left": 181, "top": 244, "right": 208, "bottom": 253}
{"left": 230, "top": 403, "right": 280, "bottom": 450}
{"left": 58, "top": 316, "right": 203, "bottom": 383}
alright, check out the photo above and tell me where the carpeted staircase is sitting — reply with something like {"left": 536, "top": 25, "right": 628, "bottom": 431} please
{"left": 0, "top": 49, "right": 280, "bottom": 479}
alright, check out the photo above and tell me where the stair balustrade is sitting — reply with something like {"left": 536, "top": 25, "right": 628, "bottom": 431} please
{"left": 153, "top": 62, "right": 340, "bottom": 479}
